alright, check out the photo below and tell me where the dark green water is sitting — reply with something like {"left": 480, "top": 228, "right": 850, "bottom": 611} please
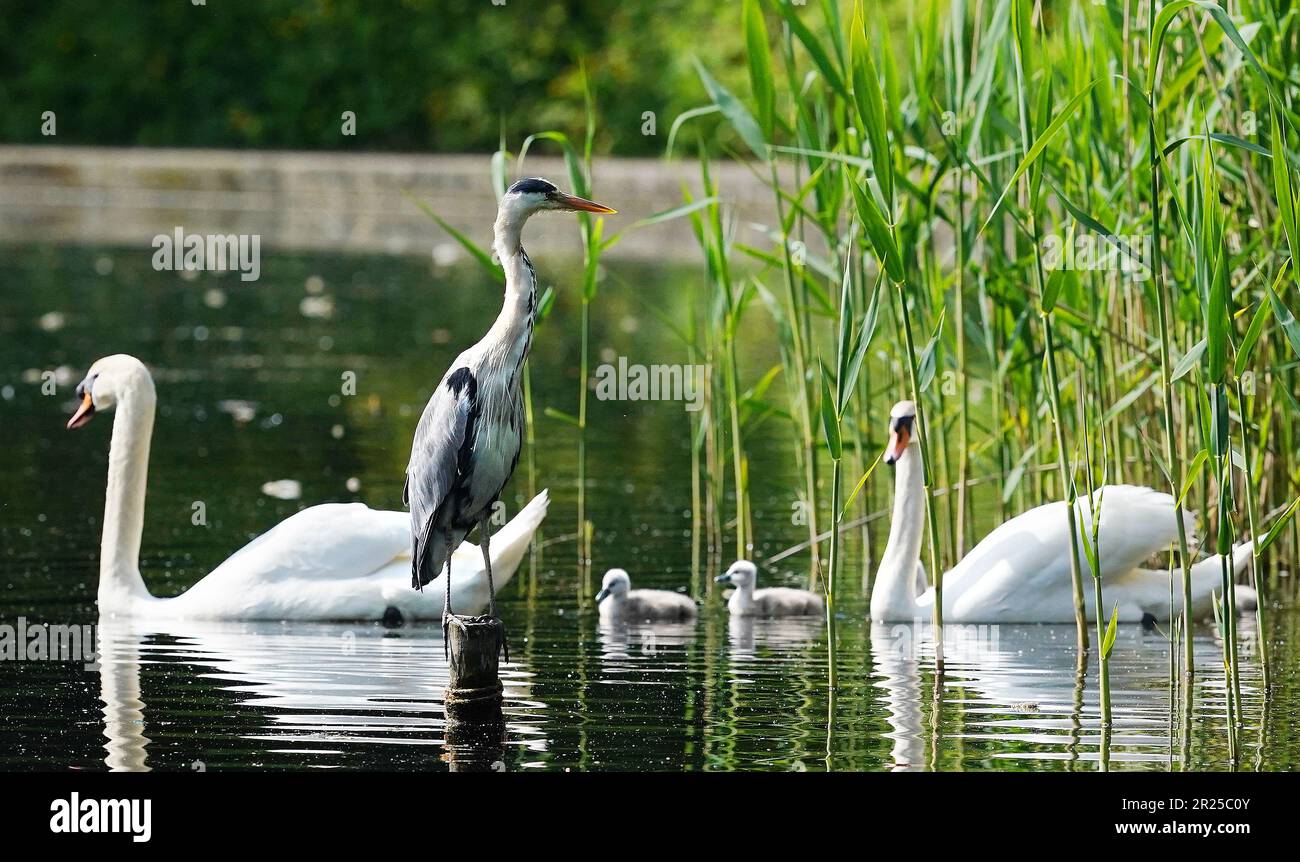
{"left": 1, "top": 244, "right": 1296, "bottom": 771}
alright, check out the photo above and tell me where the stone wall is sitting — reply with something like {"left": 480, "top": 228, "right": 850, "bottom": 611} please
{"left": 0, "top": 146, "right": 792, "bottom": 263}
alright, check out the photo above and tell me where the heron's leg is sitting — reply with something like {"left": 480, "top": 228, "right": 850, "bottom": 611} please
{"left": 442, "top": 533, "right": 453, "bottom": 661}
{"left": 480, "top": 516, "right": 498, "bottom": 617}
{"left": 480, "top": 515, "right": 508, "bottom": 662}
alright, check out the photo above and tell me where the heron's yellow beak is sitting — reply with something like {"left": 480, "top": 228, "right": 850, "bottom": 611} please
{"left": 554, "top": 192, "right": 616, "bottom": 214}
{"left": 67, "top": 392, "right": 95, "bottom": 430}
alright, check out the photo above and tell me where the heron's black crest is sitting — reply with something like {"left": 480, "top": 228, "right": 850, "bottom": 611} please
{"left": 508, "top": 177, "right": 557, "bottom": 195}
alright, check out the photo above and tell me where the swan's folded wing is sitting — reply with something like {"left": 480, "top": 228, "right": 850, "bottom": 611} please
{"left": 946, "top": 509, "right": 1072, "bottom": 619}
{"left": 947, "top": 485, "right": 1190, "bottom": 621}
{"left": 1086, "top": 484, "right": 1191, "bottom": 577}
{"left": 949, "top": 485, "right": 1187, "bottom": 589}
{"left": 207, "top": 504, "right": 411, "bottom": 582}
{"left": 942, "top": 502, "right": 1071, "bottom": 597}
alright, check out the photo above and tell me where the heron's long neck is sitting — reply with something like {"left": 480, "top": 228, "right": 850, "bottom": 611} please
{"left": 99, "top": 380, "right": 156, "bottom": 612}
{"left": 872, "top": 444, "right": 925, "bottom": 621}
{"left": 488, "top": 211, "right": 538, "bottom": 367}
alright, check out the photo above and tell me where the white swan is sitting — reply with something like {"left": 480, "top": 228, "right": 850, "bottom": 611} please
{"left": 872, "top": 400, "right": 1256, "bottom": 624}
{"left": 595, "top": 569, "right": 697, "bottom": 622}
{"left": 68, "top": 354, "right": 548, "bottom": 622}
{"left": 716, "top": 560, "right": 825, "bottom": 617}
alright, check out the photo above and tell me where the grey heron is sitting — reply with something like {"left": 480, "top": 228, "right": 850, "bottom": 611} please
{"left": 404, "top": 177, "right": 615, "bottom": 655}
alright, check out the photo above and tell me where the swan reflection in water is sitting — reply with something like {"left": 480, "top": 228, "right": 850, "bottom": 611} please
{"left": 594, "top": 614, "right": 824, "bottom": 671}
{"left": 869, "top": 618, "right": 1262, "bottom": 771}
{"left": 596, "top": 619, "right": 698, "bottom": 668}
{"left": 94, "top": 618, "right": 547, "bottom": 772}
{"left": 725, "top": 614, "right": 822, "bottom": 658}
{"left": 95, "top": 614, "right": 1262, "bottom": 772}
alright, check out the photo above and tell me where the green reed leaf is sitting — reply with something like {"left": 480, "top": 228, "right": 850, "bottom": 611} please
{"left": 693, "top": 58, "right": 768, "bottom": 159}
{"left": 849, "top": 0, "right": 893, "bottom": 205}
{"left": 850, "top": 179, "right": 902, "bottom": 283}
{"left": 744, "top": 0, "right": 776, "bottom": 140}
{"left": 819, "top": 365, "right": 842, "bottom": 460}
{"left": 1268, "top": 281, "right": 1300, "bottom": 359}
{"left": 1258, "top": 494, "right": 1300, "bottom": 555}
{"left": 543, "top": 407, "right": 581, "bottom": 427}
{"left": 1101, "top": 604, "right": 1119, "bottom": 660}
{"left": 917, "top": 309, "right": 946, "bottom": 393}
{"left": 769, "top": 0, "right": 848, "bottom": 98}
{"left": 404, "top": 191, "right": 504, "bottom": 282}
{"left": 979, "top": 78, "right": 1100, "bottom": 237}
{"left": 1172, "top": 337, "right": 1207, "bottom": 382}
{"left": 1179, "top": 449, "right": 1209, "bottom": 507}
{"left": 841, "top": 449, "right": 884, "bottom": 519}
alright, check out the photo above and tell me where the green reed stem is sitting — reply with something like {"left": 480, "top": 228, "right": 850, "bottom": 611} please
{"left": 826, "top": 456, "right": 841, "bottom": 689}
{"left": 1041, "top": 313, "right": 1089, "bottom": 651}
{"left": 577, "top": 297, "right": 590, "bottom": 586}
{"left": 767, "top": 158, "right": 821, "bottom": 576}
{"left": 1146, "top": 5, "right": 1198, "bottom": 690}
{"left": 896, "top": 286, "right": 945, "bottom": 666}
{"left": 1235, "top": 376, "right": 1269, "bottom": 688}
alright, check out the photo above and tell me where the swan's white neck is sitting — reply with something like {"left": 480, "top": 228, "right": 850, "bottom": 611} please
{"left": 872, "top": 443, "right": 924, "bottom": 621}
{"left": 98, "top": 375, "right": 157, "bottom": 613}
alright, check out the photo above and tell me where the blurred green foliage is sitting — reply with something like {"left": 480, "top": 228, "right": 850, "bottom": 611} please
{"left": 0, "top": 0, "right": 747, "bottom": 154}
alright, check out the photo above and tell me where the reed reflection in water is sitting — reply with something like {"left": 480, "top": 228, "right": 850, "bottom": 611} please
{"left": 84, "top": 611, "right": 1274, "bottom": 772}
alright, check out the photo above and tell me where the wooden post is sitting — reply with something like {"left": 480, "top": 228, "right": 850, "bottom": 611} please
{"left": 443, "top": 614, "right": 505, "bottom": 771}
{"left": 444, "top": 614, "right": 504, "bottom": 706}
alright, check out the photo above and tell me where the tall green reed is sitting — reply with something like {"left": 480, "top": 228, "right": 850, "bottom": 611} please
{"left": 677, "top": 1, "right": 1300, "bottom": 740}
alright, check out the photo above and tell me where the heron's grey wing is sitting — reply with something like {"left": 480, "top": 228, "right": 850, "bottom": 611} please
{"left": 406, "top": 367, "right": 477, "bottom": 586}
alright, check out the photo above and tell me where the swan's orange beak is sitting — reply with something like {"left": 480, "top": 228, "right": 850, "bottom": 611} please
{"left": 67, "top": 392, "right": 95, "bottom": 430}
{"left": 884, "top": 426, "right": 909, "bottom": 465}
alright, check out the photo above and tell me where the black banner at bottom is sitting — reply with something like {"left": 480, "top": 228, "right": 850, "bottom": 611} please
{"left": 4, "top": 771, "right": 1283, "bottom": 847}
